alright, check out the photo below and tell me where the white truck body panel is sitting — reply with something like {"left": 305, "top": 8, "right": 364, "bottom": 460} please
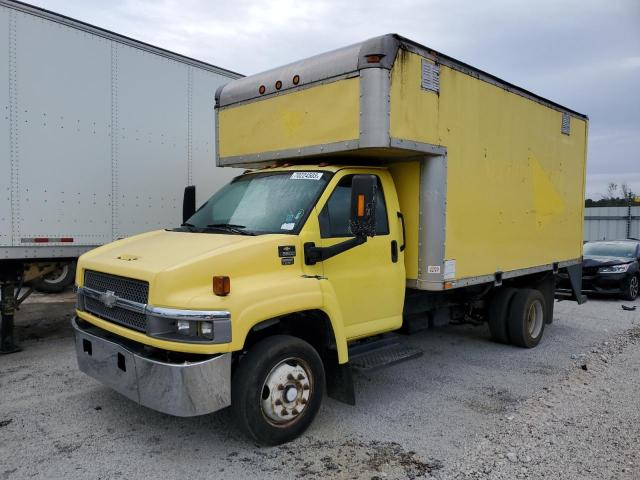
{"left": 0, "top": 0, "right": 241, "bottom": 260}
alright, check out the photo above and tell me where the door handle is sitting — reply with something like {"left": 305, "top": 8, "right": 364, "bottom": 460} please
{"left": 397, "top": 212, "right": 406, "bottom": 252}
{"left": 391, "top": 240, "right": 398, "bottom": 263}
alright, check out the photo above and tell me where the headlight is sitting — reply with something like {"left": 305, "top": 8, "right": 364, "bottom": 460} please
{"left": 598, "top": 264, "right": 631, "bottom": 274}
{"left": 145, "top": 307, "right": 231, "bottom": 343}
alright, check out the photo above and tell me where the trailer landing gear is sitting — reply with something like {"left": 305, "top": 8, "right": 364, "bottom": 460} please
{"left": 1, "top": 263, "right": 23, "bottom": 354}
{"left": 1, "top": 281, "right": 21, "bottom": 354}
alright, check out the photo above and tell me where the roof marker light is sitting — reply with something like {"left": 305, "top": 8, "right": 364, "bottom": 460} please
{"left": 275, "top": 80, "right": 282, "bottom": 90}
{"left": 258, "top": 85, "right": 266, "bottom": 94}
{"left": 292, "top": 75, "right": 300, "bottom": 85}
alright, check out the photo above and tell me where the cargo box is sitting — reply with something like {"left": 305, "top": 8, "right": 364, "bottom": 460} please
{"left": 215, "top": 34, "right": 588, "bottom": 290}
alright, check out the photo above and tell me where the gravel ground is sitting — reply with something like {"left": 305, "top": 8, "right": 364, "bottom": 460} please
{"left": 0, "top": 290, "right": 638, "bottom": 479}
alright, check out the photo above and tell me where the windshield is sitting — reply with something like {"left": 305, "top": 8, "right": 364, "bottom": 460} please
{"left": 583, "top": 242, "right": 637, "bottom": 258}
{"left": 183, "top": 171, "right": 331, "bottom": 235}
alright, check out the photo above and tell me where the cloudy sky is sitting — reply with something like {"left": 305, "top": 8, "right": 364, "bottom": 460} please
{"left": 33, "top": 0, "right": 640, "bottom": 198}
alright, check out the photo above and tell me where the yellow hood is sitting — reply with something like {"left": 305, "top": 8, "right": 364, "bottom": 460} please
{"left": 78, "top": 229, "right": 303, "bottom": 306}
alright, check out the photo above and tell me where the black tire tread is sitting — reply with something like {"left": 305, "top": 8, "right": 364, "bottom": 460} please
{"left": 488, "top": 287, "right": 517, "bottom": 344}
{"left": 508, "top": 288, "right": 546, "bottom": 348}
{"left": 231, "top": 335, "right": 325, "bottom": 446}
{"left": 32, "top": 262, "right": 76, "bottom": 293}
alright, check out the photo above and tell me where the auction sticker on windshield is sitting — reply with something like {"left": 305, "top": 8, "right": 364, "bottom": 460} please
{"left": 291, "top": 172, "right": 323, "bottom": 180}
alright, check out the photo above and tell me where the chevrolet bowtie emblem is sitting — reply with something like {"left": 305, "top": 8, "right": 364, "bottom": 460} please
{"left": 99, "top": 290, "right": 117, "bottom": 308}
{"left": 117, "top": 254, "right": 139, "bottom": 261}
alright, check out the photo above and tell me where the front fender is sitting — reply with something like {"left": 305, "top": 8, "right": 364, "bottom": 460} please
{"left": 231, "top": 280, "right": 349, "bottom": 364}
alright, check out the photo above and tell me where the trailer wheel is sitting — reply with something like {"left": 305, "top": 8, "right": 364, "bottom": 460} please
{"left": 508, "top": 289, "right": 546, "bottom": 348}
{"left": 488, "top": 287, "right": 517, "bottom": 344}
{"left": 33, "top": 262, "right": 76, "bottom": 293}
{"left": 231, "top": 335, "right": 325, "bottom": 445}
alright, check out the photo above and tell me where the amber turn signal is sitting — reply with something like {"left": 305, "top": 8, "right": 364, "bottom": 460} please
{"left": 213, "top": 276, "right": 230, "bottom": 296}
{"left": 357, "top": 194, "right": 365, "bottom": 217}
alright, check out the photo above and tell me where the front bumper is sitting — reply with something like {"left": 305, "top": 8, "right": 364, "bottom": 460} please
{"left": 557, "top": 272, "right": 627, "bottom": 294}
{"left": 72, "top": 317, "right": 231, "bottom": 417}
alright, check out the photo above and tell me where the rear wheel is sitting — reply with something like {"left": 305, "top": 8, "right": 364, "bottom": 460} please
{"left": 508, "top": 288, "right": 546, "bottom": 348}
{"left": 231, "top": 335, "right": 325, "bottom": 445}
{"left": 623, "top": 275, "right": 639, "bottom": 301}
{"left": 488, "top": 287, "right": 517, "bottom": 343}
{"left": 32, "top": 262, "right": 76, "bottom": 293}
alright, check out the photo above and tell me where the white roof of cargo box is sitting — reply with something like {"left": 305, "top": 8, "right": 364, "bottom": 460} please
{"left": 1, "top": 0, "right": 243, "bottom": 78}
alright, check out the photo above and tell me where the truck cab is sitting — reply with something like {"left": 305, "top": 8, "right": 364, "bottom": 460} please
{"left": 74, "top": 164, "right": 406, "bottom": 444}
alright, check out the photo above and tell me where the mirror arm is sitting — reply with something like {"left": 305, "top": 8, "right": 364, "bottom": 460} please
{"left": 304, "top": 236, "right": 367, "bottom": 265}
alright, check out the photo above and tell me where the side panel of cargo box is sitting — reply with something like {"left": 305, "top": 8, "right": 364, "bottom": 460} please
{"left": 389, "top": 50, "right": 587, "bottom": 287}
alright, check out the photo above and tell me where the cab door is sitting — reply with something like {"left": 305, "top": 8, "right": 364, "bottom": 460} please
{"left": 316, "top": 169, "right": 405, "bottom": 339}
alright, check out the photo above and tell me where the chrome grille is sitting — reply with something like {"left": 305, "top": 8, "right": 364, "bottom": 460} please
{"left": 83, "top": 270, "right": 149, "bottom": 332}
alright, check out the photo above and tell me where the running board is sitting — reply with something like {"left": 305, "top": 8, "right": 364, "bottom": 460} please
{"left": 348, "top": 334, "right": 423, "bottom": 372}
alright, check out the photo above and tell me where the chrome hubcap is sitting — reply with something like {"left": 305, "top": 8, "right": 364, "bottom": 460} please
{"left": 261, "top": 357, "right": 312, "bottom": 425}
{"left": 526, "top": 300, "right": 544, "bottom": 338}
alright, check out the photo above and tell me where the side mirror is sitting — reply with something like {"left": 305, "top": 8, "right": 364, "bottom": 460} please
{"left": 182, "top": 185, "right": 196, "bottom": 223}
{"left": 350, "top": 174, "right": 377, "bottom": 237}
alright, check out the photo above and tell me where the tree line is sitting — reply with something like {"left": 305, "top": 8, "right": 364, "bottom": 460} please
{"left": 585, "top": 182, "right": 640, "bottom": 207}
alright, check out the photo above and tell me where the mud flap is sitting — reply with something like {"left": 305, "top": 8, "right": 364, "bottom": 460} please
{"left": 556, "top": 263, "right": 587, "bottom": 305}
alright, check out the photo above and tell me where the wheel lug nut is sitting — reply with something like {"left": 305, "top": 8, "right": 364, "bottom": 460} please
{"left": 297, "top": 374, "right": 304, "bottom": 380}
{"left": 280, "top": 408, "right": 288, "bottom": 416}
{"left": 277, "top": 384, "right": 284, "bottom": 390}
{"left": 287, "top": 373, "right": 294, "bottom": 381}
{"left": 301, "top": 398, "right": 307, "bottom": 404}
{"left": 291, "top": 408, "right": 299, "bottom": 415}
{"left": 275, "top": 399, "right": 282, "bottom": 406}
{"left": 303, "top": 384, "right": 310, "bottom": 390}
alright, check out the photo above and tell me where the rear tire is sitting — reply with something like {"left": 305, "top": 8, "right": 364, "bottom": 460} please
{"left": 32, "top": 262, "right": 76, "bottom": 293}
{"left": 488, "top": 287, "right": 517, "bottom": 344}
{"left": 622, "top": 275, "right": 639, "bottom": 301}
{"left": 508, "top": 288, "right": 546, "bottom": 348}
{"left": 231, "top": 335, "right": 325, "bottom": 445}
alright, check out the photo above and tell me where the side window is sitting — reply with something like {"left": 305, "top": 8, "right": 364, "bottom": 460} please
{"left": 319, "top": 175, "right": 389, "bottom": 238}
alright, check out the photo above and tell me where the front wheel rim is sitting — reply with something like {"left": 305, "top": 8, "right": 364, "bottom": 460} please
{"left": 260, "top": 357, "right": 313, "bottom": 426}
{"left": 526, "top": 300, "right": 544, "bottom": 339}
{"left": 631, "top": 276, "right": 639, "bottom": 299}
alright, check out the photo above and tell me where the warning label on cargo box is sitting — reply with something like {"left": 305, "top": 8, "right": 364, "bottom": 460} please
{"left": 427, "top": 265, "right": 441, "bottom": 274}
{"left": 444, "top": 259, "right": 456, "bottom": 280}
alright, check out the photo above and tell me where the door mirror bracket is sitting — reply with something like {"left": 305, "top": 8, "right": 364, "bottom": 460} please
{"left": 304, "top": 237, "right": 366, "bottom": 266}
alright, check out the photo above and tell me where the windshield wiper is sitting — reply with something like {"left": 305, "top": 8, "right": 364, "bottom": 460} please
{"left": 206, "top": 223, "right": 256, "bottom": 236}
{"left": 176, "top": 222, "right": 198, "bottom": 232}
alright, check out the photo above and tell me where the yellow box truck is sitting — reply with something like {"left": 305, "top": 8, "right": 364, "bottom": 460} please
{"left": 72, "top": 34, "right": 588, "bottom": 445}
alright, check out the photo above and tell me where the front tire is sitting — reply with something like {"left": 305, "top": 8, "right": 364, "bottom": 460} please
{"left": 231, "top": 335, "right": 325, "bottom": 445}
{"left": 622, "top": 275, "right": 639, "bottom": 301}
{"left": 508, "top": 289, "right": 546, "bottom": 348}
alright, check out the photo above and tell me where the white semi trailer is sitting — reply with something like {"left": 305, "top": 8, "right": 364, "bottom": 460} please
{"left": 0, "top": 0, "right": 241, "bottom": 352}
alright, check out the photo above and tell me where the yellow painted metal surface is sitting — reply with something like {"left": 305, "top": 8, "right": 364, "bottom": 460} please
{"left": 386, "top": 161, "right": 420, "bottom": 281}
{"left": 389, "top": 54, "right": 439, "bottom": 145}
{"left": 76, "top": 224, "right": 347, "bottom": 362}
{"left": 389, "top": 51, "right": 587, "bottom": 280}
{"left": 218, "top": 78, "right": 360, "bottom": 159}
{"left": 75, "top": 165, "right": 408, "bottom": 361}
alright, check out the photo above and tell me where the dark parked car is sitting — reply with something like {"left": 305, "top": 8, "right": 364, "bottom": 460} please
{"left": 561, "top": 240, "right": 640, "bottom": 301}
